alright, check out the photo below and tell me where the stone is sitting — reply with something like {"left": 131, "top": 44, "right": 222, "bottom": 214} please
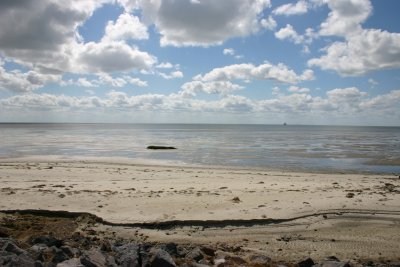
{"left": 149, "top": 249, "right": 176, "bottom": 267}
{"left": 313, "top": 261, "right": 351, "bottom": 267}
{"left": 30, "top": 244, "right": 49, "bottom": 254}
{"left": 29, "top": 244, "right": 47, "bottom": 261}
{"left": 3, "top": 241, "right": 27, "bottom": 255}
{"left": 105, "top": 255, "right": 118, "bottom": 267}
{"left": 225, "top": 255, "right": 246, "bottom": 265}
{"left": 32, "top": 236, "right": 63, "bottom": 248}
{"left": 191, "top": 263, "right": 210, "bottom": 267}
{"left": 298, "top": 257, "right": 315, "bottom": 267}
{"left": 248, "top": 254, "right": 271, "bottom": 267}
{"left": 100, "top": 241, "right": 112, "bottom": 252}
{"left": 114, "top": 243, "right": 140, "bottom": 267}
{"left": 1, "top": 242, "right": 39, "bottom": 267}
{"left": 214, "top": 258, "right": 226, "bottom": 267}
{"left": 0, "top": 227, "right": 9, "bottom": 238}
{"left": 80, "top": 249, "right": 106, "bottom": 267}
{"left": 140, "top": 243, "right": 153, "bottom": 267}
{"left": 52, "top": 248, "right": 70, "bottom": 264}
{"left": 0, "top": 251, "right": 36, "bottom": 267}
{"left": 57, "top": 258, "right": 85, "bottom": 267}
{"left": 200, "top": 246, "right": 215, "bottom": 257}
{"left": 186, "top": 247, "right": 203, "bottom": 262}
{"left": 61, "top": 246, "right": 80, "bottom": 258}
{"left": 158, "top": 243, "right": 179, "bottom": 257}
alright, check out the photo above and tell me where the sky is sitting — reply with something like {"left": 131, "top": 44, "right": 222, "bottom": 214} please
{"left": 0, "top": 0, "right": 399, "bottom": 125}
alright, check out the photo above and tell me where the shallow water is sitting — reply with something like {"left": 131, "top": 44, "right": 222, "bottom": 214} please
{"left": 0, "top": 123, "right": 399, "bottom": 173}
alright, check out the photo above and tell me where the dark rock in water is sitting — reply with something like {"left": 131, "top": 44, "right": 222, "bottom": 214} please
{"left": 149, "top": 249, "right": 176, "bottom": 267}
{"left": 298, "top": 257, "right": 315, "bottom": 267}
{"left": 80, "top": 249, "right": 107, "bottom": 267}
{"left": 114, "top": 243, "right": 140, "bottom": 267}
{"left": 147, "top": 146, "right": 177, "bottom": 150}
{"left": 32, "top": 236, "right": 63, "bottom": 248}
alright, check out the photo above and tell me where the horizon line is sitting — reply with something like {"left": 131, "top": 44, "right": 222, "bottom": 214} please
{"left": 0, "top": 122, "right": 399, "bottom": 128}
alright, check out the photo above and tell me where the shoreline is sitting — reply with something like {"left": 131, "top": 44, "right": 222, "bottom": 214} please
{"left": 0, "top": 155, "right": 398, "bottom": 175}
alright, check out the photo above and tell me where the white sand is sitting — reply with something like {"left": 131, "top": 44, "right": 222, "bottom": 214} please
{"left": 0, "top": 160, "right": 398, "bottom": 224}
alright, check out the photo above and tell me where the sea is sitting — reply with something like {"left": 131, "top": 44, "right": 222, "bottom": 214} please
{"left": 0, "top": 123, "right": 399, "bottom": 174}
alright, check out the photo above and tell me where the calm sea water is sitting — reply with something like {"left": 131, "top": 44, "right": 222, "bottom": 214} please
{"left": 0, "top": 123, "right": 399, "bottom": 173}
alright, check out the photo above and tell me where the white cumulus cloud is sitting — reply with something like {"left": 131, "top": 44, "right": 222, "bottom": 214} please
{"left": 223, "top": 48, "right": 235, "bottom": 56}
{"left": 159, "top": 71, "right": 184, "bottom": 80}
{"left": 0, "top": 60, "right": 60, "bottom": 93}
{"left": 139, "top": 0, "right": 271, "bottom": 47}
{"left": 308, "top": 0, "right": 400, "bottom": 76}
{"left": 288, "top": 86, "right": 310, "bottom": 93}
{"left": 180, "top": 81, "right": 244, "bottom": 97}
{"left": 319, "top": 0, "right": 372, "bottom": 37}
{"left": 102, "top": 13, "right": 148, "bottom": 42}
{"left": 308, "top": 29, "right": 400, "bottom": 76}
{"left": 272, "top": 0, "right": 309, "bottom": 16}
{"left": 196, "top": 63, "right": 314, "bottom": 84}
{"left": 275, "top": 24, "right": 304, "bottom": 44}
{"left": 76, "top": 41, "right": 156, "bottom": 73}
{"left": 156, "top": 62, "right": 174, "bottom": 69}
{"left": 1, "top": 88, "right": 399, "bottom": 122}
{"left": 260, "top": 16, "right": 277, "bottom": 30}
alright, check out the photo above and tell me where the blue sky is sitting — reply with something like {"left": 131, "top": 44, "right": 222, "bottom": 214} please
{"left": 0, "top": 0, "right": 399, "bottom": 125}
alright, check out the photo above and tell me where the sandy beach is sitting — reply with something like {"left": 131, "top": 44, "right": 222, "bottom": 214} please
{"left": 1, "top": 159, "right": 400, "bottom": 264}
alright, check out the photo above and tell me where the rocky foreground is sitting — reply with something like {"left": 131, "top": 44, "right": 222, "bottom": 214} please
{"left": 0, "top": 235, "right": 367, "bottom": 267}
{"left": 1, "top": 212, "right": 399, "bottom": 267}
